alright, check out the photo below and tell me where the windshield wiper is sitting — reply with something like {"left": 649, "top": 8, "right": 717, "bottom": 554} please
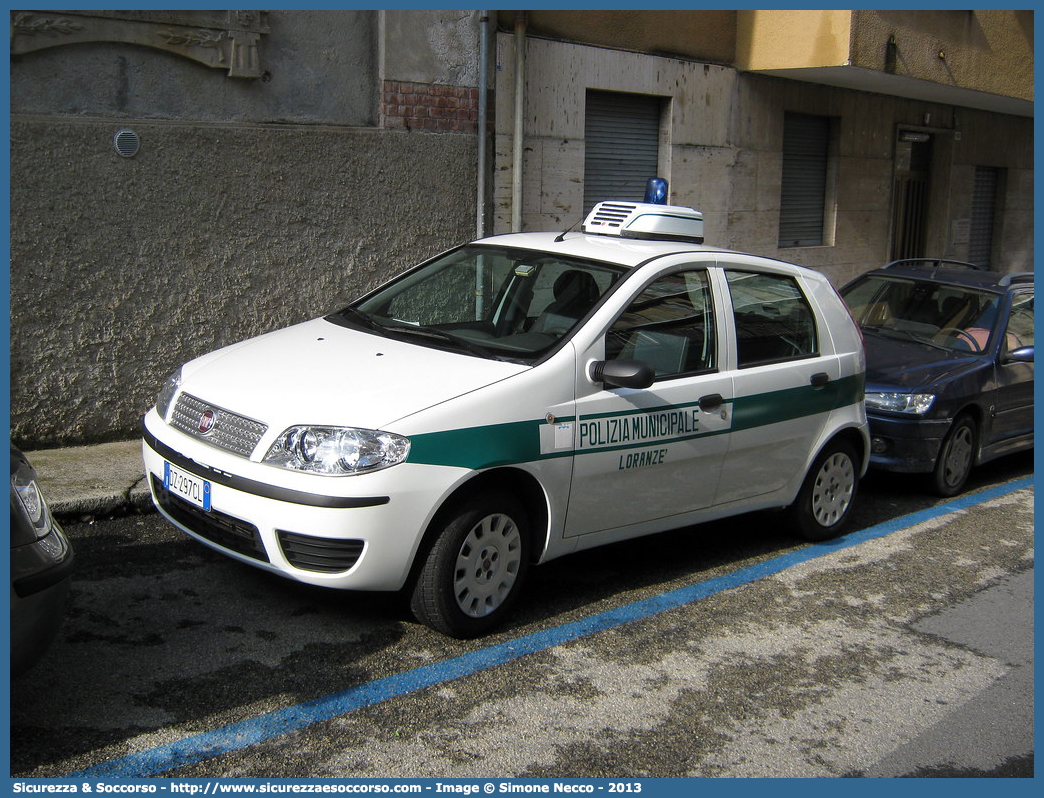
{"left": 329, "top": 307, "right": 384, "bottom": 333}
{"left": 382, "top": 322, "right": 499, "bottom": 360}
{"left": 862, "top": 325, "right": 948, "bottom": 351}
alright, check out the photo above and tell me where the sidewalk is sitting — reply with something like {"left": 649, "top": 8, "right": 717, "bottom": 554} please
{"left": 25, "top": 439, "right": 154, "bottom": 521}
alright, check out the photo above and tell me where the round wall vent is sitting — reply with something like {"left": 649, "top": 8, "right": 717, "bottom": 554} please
{"left": 114, "top": 129, "right": 140, "bottom": 158}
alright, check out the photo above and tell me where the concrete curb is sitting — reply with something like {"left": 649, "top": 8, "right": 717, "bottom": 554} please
{"left": 25, "top": 439, "right": 155, "bottom": 521}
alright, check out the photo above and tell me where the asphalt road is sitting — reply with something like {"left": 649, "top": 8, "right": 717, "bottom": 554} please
{"left": 10, "top": 452, "right": 1034, "bottom": 781}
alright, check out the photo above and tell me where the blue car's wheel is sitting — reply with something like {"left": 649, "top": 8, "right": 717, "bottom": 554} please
{"left": 932, "top": 414, "right": 976, "bottom": 497}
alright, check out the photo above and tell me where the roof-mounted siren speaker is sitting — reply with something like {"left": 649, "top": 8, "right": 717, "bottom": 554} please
{"left": 582, "top": 179, "right": 704, "bottom": 243}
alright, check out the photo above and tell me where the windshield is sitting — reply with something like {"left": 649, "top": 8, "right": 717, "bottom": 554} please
{"left": 841, "top": 275, "right": 1001, "bottom": 354}
{"left": 329, "top": 245, "right": 625, "bottom": 362}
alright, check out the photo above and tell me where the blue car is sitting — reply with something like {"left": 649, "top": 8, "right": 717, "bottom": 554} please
{"left": 840, "top": 259, "right": 1033, "bottom": 496}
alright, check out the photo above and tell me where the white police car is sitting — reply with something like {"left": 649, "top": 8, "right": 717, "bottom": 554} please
{"left": 143, "top": 195, "right": 869, "bottom": 636}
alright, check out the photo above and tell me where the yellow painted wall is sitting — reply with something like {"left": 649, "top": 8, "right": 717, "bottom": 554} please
{"left": 850, "top": 10, "right": 1033, "bottom": 101}
{"left": 735, "top": 10, "right": 1032, "bottom": 102}
{"left": 736, "top": 10, "right": 854, "bottom": 71}
{"left": 500, "top": 10, "right": 1032, "bottom": 104}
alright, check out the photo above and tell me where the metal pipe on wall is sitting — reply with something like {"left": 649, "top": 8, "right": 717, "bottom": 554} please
{"left": 476, "top": 10, "right": 489, "bottom": 240}
{"left": 512, "top": 11, "right": 526, "bottom": 232}
{"left": 475, "top": 11, "right": 491, "bottom": 319}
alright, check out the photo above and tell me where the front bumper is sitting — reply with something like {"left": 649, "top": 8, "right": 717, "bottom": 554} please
{"left": 865, "top": 411, "right": 952, "bottom": 474}
{"left": 142, "top": 411, "right": 464, "bottom": 592}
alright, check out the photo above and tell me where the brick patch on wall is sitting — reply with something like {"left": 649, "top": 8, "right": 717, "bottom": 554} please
{"left": 381, "top": 80, "right": 478, "bottom": 133}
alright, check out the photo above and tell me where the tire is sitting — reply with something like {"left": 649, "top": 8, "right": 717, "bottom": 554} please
{"left": 788, "top": 439, "right": 859, "bottom": 542}
{"left": 410, "top": 492, "right": 530, "bottom": 638}
{"left": 931, "top": 414, "right": 977, "bottom": 497}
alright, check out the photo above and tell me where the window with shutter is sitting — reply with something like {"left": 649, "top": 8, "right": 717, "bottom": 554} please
{"left": 969, "top": 166, "right": 1000, "bottom": 268}
{"left": 583, "top": 90, "right": 662, "bottom": 214}
{"left": 779, "top": 113, "right": 831, "bottom": 248}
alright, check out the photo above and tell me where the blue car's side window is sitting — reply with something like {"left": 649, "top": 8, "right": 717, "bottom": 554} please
{"left": 1005, "top": 292, "right": 1034, "bottom": 350}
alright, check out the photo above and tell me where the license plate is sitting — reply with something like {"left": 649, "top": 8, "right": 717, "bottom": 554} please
{"left": 163, "top": 461, "right": 212, "bottom": 512}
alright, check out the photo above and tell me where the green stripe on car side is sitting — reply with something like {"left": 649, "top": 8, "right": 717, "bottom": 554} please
{"left": 407, "top": 419, "right": 549, "bottom": 469}
{"left": 731, "top": 373, "right": 864, "bottom": 432}
{"left": 406, "top": 374, "right": 864, "bottom": 470}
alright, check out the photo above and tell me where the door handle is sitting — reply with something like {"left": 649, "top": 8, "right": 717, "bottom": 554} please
{"left": 699, "top": 393, "right": 724, "bottom": 411}
{"left": 810, "top": 372, "right": 830, "bottom": 388}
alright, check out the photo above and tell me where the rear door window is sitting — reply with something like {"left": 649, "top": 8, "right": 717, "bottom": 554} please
{"left": 724, "top": 271, "right": 818, "bottom": 366}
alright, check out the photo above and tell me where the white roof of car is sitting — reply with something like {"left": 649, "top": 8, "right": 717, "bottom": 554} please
{"left": 475, "top": 231, "right": 722, "bottom": 268}
{"left": 475, "top": 231, "right": 812, "bottom": 279}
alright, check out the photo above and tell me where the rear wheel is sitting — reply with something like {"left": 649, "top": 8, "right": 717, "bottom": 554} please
{"left": 410, "top": 492, "right": 529, "bottom": 638}
{"left": 788, "top": 439, "right": 859, "bottom": 541}
{"left": 931, "top": 414, "right": 977, "bottom": 497}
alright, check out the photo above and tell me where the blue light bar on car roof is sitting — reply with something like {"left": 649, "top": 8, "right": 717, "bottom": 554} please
{"left": 644, "top": 177, "right": 668, "bottom": 204}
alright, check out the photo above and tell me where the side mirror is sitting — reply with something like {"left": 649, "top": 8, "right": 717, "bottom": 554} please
{"left": 1004, "top": 345, "right": 1034, "bottom": 364}
{"left": 590, "top": 359, "right": 655, "bottom": 389}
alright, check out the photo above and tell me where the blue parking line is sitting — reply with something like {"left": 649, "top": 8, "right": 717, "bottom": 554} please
{"left": 69, "top": 476, "right": 1033, "bottom": 779}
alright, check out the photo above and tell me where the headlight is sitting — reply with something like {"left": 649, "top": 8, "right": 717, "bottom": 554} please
{"left": 11, "top": 467, "right": 51, "bottom": 540}
{"left": 865, "top": 392, "right": 935, "bottom": 414}
{"left": 263, "top": 426, "right": 411, "bottom": 475}
{"left": 14, "top": 479, "right": 47, "bottom": 532}
{"left": 155, "top": 368, "right": 183, "bottom": 421}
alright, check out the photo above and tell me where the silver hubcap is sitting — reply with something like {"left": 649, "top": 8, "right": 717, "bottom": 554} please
{"left": 943, "top": 426, "right": 973, "bottom": 487}
{"left": 811, "top": 452, "right": 855, "bottom": 527}
{"left": 454, "top": 512, "right": 522, "bottom": 618}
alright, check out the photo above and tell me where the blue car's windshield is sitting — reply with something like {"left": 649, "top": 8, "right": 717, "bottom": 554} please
{"left": 842, "top": 276, "right": 1001, "bottom": 354}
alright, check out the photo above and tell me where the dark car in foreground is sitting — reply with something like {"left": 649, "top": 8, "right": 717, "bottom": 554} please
{"left": 841, "top": 259, "right": 1033, "bottom": 496}
{"left": 10, "top": 446, "right": 74, "bottom": 677}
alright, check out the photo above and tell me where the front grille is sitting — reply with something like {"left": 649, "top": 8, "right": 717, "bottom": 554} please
{"left": 170, "top": 393, "right": 268, "bottom": 458}
{"left": 152, "top": 475, "right": 269, "bottom": 563}
{"left": 278, "top": 531, "right": 364, "bottom": 573}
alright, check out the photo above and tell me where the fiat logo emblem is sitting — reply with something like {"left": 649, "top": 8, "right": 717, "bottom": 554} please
{"left": 198, "top": 410, "right": 217, "bottom": 434}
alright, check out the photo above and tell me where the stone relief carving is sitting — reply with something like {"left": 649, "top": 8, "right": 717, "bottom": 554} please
{"left": 10, "top": 10, "right": 269, "bottom": 78}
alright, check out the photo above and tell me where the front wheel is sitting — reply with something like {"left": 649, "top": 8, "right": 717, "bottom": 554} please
{"left": 788, "top": 440, "right": 859, "bottom": 542}
{"left": 409, "top": 492, "right": 530, "bottom": 638}
{"left": 931, "top": 414, "right": 977, "bottom": 497}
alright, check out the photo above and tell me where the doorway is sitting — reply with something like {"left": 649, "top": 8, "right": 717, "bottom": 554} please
{"left": 890, "top": 132, "right": 933, "bottom": 261}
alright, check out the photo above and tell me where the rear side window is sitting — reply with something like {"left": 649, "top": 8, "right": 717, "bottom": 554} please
{"left": 725, "top": 271, "right": 818, "bottom": 367}
{"left": 1006, "top": 291, "right": 1034, "bottom": 350}
{"left": 606, "top": 270, "right": 716, "bottom": 379}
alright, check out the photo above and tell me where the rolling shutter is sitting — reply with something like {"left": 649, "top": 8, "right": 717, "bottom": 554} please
{"left": 968, "top": 166, "right": 999, "bottom": 268}
{"left": 583, "top": 90, "right": 661, "bottom": 214}
{"left": 779, "top": 113, "right": 829, "bottom": 248}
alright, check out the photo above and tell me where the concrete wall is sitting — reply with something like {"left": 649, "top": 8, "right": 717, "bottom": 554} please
{"left": 10, "top": 10, "right": 379, "bottom": 125}
{"left": 493, "top": 34, "right": 735, "bottom": 236}
{"left": 382, "top": 10, "right": 480, "bottom": 86}
{"left": 947, "top": 108, "right": 1035, "bottom": 270}
{"left": 10, "top": 10, "right": 481, "bottom": 448}
{"left": 730, "top": 75, "right": 945, "bottom": 284}
{"left": 493, "top": 33, "right": 1033, "bottom": 288}
{"left": 497, "top": 10, "right": 737, "bottom": 66}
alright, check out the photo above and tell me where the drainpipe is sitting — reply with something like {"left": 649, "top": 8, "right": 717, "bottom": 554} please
{"left": 475, "top": 12, "right": 491, "bottom": 319}
{"left": 476, "top": 10, "right": 489, "bottom": 240}
{"left": 511, "top": 11, "right": 526, "bottom": 232}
